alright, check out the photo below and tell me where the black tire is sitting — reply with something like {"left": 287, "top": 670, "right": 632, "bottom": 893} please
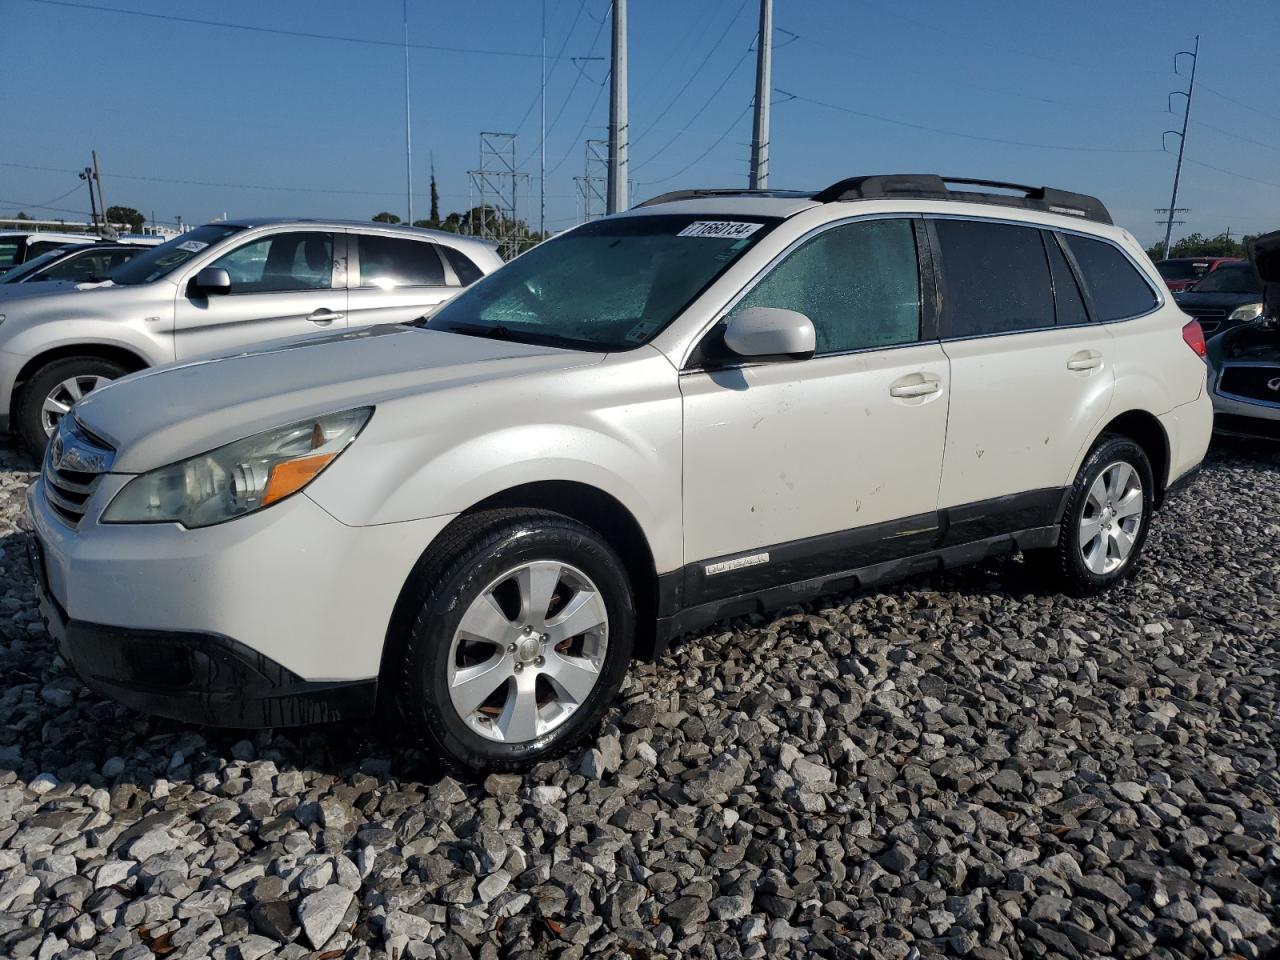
{"left": 1032, "top": 433, "right": 1155, "bottom": 595}
{"left": 392, "top": 508, "right": 635, "bottom": 773}
{"left": 16, "top": 356, "right": 127, "bottom": 453}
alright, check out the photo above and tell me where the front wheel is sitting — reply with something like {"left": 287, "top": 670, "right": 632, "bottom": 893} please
{"left": 393, "top": 509, "right": 635, "bottom": 773}
{"left": 1032, "top": 434, "right": 1155, "bottom": 595}
{"left": 17, "top": 356, "right": 126, "bottom": 453}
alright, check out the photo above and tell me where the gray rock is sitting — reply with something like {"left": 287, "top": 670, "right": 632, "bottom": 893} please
{"left": 298, "top": 885, "right": 354, "bottom": 949}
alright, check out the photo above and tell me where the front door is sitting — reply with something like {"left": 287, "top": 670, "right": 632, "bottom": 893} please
{"left": 929, "top": 218, "right": 1115, "bottom": 541}
{"left": 174, "top": 230, "right": 346, "bottom": 359}
{"left": 680, "top": 217, "right": 950, "bottom": 601}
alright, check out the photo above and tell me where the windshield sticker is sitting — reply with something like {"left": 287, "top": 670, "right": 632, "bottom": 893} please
{"left": 176, "top": 240, "right": 209, "bottom": 253}
{"left": 677, "top": 221, "right": 763, "bottom": 240}
{"left": 625, "top": 320, "right": 661, "bottom": 341}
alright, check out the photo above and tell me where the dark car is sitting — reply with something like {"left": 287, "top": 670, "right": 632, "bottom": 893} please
{"left": 1174, "top": 261, "right": 1264, "bottom": 337}
{"left": 1208, "top": 231, "right": 1280, "bottom": 439}
{"left": 0, "top": 243, "right": 147, "bottom": 286}
{"left": 1156, "top": 256, "right": 1243, "bottom": 292}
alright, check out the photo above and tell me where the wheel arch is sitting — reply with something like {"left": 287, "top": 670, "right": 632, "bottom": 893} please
{"left": 1089, "top": 409, "right": 1171, "bottom": 507}
{"left": 379, "top": 480, "right": 664, "bottom": 706}
{"left": 10, "top": 343, "right": 149, "bottom": 423}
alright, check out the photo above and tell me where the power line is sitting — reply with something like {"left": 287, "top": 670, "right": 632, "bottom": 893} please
{"left": 636, "top": 102, "right": 753, "bottom": 188}
{"left": 1186, "top": 158, "right": 1280, "bottom": 192}
{"left": 546, "top": 69, "right": 611, "bottom": 177}
{"left": 511, "top": 0, "right": 591, "bottom": 136}
{"left": 632, "top": 44, "right": 755, "bottom": 172}
{"left": 1198, "top": 83, "right": 1280, "bottom": 125}
{"left": 631, "top": 0, "right": 750, "bottom": 146}
{"left": 776, "top": 90, "right": 1164, "bottom": 154}
{"left": 19, "top": 0, "right": 576, "bottom": 60}
{"left": 1192, "top": 120, "right": 1280, "bottom": 155}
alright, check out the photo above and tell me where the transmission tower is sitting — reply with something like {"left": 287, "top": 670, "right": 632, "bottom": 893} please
{"left": 574, "top": 139, "right": 609, "bottom": 223}
{"left": 467, "top": 132, "right": 529, "bottom": 260}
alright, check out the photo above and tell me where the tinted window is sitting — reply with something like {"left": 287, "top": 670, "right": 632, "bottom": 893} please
{"left": 934, "top": 219, "right": 1054, "bottom": 337}
{"left": 27, "top": 239, "right": 75, "bottom": 259}
{"left": 0, "top": 240, "right": 18, "bottom": 268}
{"left": 358, "top": 235, "right": 445, "bottom": 287}
{"left": 1063, "top": 234, "right": 1158, "bottom": 321}
{"left": 1189, "top": 263, "right": 1261, "bottom": 295}
{"left": 41, "top": 248, "right": 139, "bottom": 282}
{"left": 1046, "top": 233, "right": 1089, "bottom": 326}
{"left": 210, "top": 232, "right": 333, "bottom": 294}
{"left": 440, "top": 244, "right": 483, "bottom": 285}
{"left": 731, "top": 219, "right": 920, "bottom": 354}
{"left": 1156, "top": 259, "right": 1204, "bottom": 281}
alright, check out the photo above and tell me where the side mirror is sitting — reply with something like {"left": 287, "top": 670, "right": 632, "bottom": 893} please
{"left": 722, "top": 306, "right": 816, "bottom": 362}
{"left": 1247, "top": 229, "right": 1280, "bottom": 319}
{"left": 193, "top": 266, "right": 231, "bottom": 296}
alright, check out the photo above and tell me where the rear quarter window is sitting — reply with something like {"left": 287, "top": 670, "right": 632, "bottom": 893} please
{"left": 440, "top": 245, "right": 484, "bottom": 286}
{"left": 1063, "top": 235, "right": 1158, "bottom": 321}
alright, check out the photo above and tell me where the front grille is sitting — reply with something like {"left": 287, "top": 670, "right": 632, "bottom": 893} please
{"left": 1218, "top": 364, "right": 1280, "bottom": 406}
{"left": 1182, "top": 305, "right": 1227, "bottom": 320}
{"left": 42, "top": 420, "right": 115, "bottom": 528}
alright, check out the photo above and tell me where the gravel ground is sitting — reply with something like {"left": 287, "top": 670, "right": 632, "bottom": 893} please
{"left": 0, "top": 436, "right": 1277, "bottom": 960}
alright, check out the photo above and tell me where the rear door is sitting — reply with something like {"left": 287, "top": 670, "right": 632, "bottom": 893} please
{"left": 173, "top": 229, "right": 346, "bottom": 359}
{"left": 930, "top": 217, "right": 1114, "bottom": 541}
{"left": 345, "top": 233, "right": 460, "bottom": 328}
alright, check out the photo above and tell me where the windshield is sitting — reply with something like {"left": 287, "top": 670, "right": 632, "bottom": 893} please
{"left": 1157, "top": 260, "right": 1206, "bottom": 281}
{"left": 109, "top": 224, "right": 243, "bottom": 285}
{"left": 426, "top": 214, "right": 779, "bottom": 350}
{"left": 0, "top": 247, "right": 68, "bottom": 283}
{"left": 1191, "top": 264, "right": 1262, "bottom": 294}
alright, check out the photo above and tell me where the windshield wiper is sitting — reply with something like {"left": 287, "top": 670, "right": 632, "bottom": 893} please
{"left": 438, "top": 322, "right": 523, "bottom": 341}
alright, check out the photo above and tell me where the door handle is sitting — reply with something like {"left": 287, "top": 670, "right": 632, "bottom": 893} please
{"left": 889, "top": 372, "right": 943, "bottom": 399}
{"left": 308, "top": 309, "right": 344, "bottom": 325}
{"left": 1066, "top": 350, "right": 1103, "bottom": 372}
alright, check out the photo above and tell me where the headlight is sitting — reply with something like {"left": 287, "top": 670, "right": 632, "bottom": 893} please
{"left": 1228, "top": 303, "right": 1264, "bottom": 323}
{"left": 103, "top": 407, "right": 372, "bottom": 528}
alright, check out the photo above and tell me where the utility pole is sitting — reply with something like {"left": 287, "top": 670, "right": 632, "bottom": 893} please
{"left": 1161, "top": 35, "right": 1198, "bottom": 261}
{"left": 540, "top": 0, "right": 547, "bottom": 238}
{"left": 606, "top": 0, "right": 628, "bottom": 214}
{"left": 749, "top": 0, "right": 773, "bottom": 189}
{"left": 92, "top": 150, "right": 112, "bottom": 238}
{"left": 404, "top": 0, "right": 414, "bottom": 224}
{"left": 79, "top": 166, "right": 99, "bottom": 234}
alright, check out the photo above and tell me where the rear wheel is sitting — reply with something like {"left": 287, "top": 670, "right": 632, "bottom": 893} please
{"left": 1032, "top": 434, "right": 1154, "bottom": 594}
{"left": 17, "top": 356, "right": 126, "bottom": 453}
{"left": 393, "top": 509, "right": 634, "bottom": 772}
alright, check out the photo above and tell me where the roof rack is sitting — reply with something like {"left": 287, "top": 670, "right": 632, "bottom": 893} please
{"left": 812, "top": 174, "right": 1112, "bottom": 224}
{"left": 635, "top": 174, "right": 1112, "bottom": 225}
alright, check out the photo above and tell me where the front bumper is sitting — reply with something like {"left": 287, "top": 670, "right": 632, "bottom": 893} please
{"left": 27, "top": 477, "right": 454, "bottom": 727}
{"left": 1211, "top": 387, "right": 1280, "bottom": 439}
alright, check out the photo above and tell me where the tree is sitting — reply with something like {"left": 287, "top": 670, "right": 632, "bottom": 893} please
{"left": 105, "top": 205, "right": 144, "bottom": 233}
{"left": 429, "top": 173, "right": 440, "bottom": 228}
{"left": 14, "top": 211, "right": 30, "bottom": 221}
{"left": 371, "top": 212, "right": 401, "bottom": 224}
{"left": 1147, "top": 231, "right": 1249, "bottom": 261}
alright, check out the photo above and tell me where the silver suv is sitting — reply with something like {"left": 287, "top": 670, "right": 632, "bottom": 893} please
{"left": 0, "top": 218, "right": 501, "bottom": 451}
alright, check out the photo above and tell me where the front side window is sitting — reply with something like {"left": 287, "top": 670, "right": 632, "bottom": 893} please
{"left": 729, "top": 218, "right": 921, "bottom": 354}
{"left": 1063, "top": 234, "right": 1158, "bottom": 321}
{"left": 1189, "top": 263, "right": 1262, "bottom": 295}
{"left": 933, "top": 219, "right": 1055, "bottom": 337}
{"left": 110, "top": 224, "right": 243, "bottom": 285}
{"left": 357, "top": 235, "right": 445, "bottom": 288}
{"left": 427, "top": 214, "right": 778, "bottom": 350}
{"left": 209, "top": 232, "right": 333, "bottom": 294}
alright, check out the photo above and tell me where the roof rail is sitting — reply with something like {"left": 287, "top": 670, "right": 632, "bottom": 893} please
{"left": 633, "top": 187, "right": 812, "bottom": 208}
{"left": 812, "top": 174, "right": 1112, "bottom": 224}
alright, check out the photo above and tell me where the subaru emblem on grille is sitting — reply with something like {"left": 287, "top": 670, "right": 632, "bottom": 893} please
{"left": 1269, "top": 377, "right": 1280, "bottom": 392}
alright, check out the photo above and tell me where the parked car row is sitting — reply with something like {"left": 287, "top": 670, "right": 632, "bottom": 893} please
{"left": 24, "top": 174, "right": 1215, "bottom": 770}
{"left": 0, "top": 219, "right": 501, "bottom": 451}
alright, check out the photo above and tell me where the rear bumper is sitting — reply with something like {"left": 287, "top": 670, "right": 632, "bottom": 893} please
{"left": 33, "top": 563, "right": 376, "bottom": 727}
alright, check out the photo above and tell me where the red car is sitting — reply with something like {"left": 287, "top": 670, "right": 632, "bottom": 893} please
{"left": 1155, "top": 256, "right": 1244, "bottom": 292}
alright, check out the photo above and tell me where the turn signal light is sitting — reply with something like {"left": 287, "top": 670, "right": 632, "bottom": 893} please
{"left": 262, "top": 453, "right": 337, "bottom": 506}
{"left": 1181, "top": 319, "right": 1207, "bottom": 359}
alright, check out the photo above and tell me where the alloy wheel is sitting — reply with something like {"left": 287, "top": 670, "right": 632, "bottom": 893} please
{"left": 41, "top": 375, "right": 112, "bottom": 437}
{"left": 1079, "top": 461, "right": 1144, "bottom": 575}
{"left": 446, "top": 560, "right": 609, "bottom": 744}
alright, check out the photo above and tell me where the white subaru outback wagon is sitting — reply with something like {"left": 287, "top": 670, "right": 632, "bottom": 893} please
{"left": 27, "top": 175, "right": 1212, "bottom": 771}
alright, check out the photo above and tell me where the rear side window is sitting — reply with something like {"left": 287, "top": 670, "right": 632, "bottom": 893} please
{"left": 0, "top": 240, "right": 19, "bottom": 268}
{"left": 358, "top": 235, "right": 446, "bottom": 288}
{"left": 932, "top": 219, "right": 1055, "bottom": 337}
{"left": 440, "top": 245, "right": 484, "bottom": 286}
{"left": 1045, "top": 233, "right": 1089, "bottom": 326}
{"left": 1062, "top": 234, "right": 1158, "bottom": 321}
{"left": 730, "top": 218, "right": 921, "bottom": 355}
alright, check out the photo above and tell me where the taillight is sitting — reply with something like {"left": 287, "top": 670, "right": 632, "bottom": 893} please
{"left": 1182, "top": 319, "right": 1207, "bottom": 358}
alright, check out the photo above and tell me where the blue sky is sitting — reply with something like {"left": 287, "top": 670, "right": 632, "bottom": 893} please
{"left": 3, "top": 0, "right": 1279, "bottom": 246}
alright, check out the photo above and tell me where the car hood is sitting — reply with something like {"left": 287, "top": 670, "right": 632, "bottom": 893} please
{"left": 0, "top": 279, "right": 85, "bottom": 301}
{"left": 1174, "top": 291, "right": 1262, "bottom": 308}
{"left": 74, "top": 324, "right": 602, "bottom": 472}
